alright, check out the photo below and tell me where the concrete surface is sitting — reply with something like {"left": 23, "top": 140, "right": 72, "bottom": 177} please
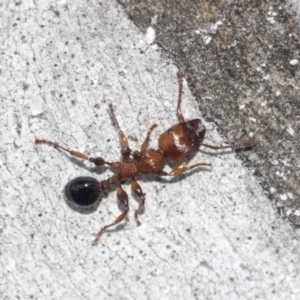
{"left": 0, "top": 1, "right": 300, "bottom": 300}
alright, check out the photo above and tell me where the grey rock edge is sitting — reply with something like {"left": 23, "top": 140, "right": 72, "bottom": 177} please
{"left": 118, "top": 0, "right": 300, "bottom": 223}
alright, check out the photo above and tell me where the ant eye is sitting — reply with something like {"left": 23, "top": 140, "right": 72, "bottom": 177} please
{"left": 65, "top": 177, "right": 101, "bottom": 207}
{"left": 187, "top": 119, "right": 206, "bottom": 142}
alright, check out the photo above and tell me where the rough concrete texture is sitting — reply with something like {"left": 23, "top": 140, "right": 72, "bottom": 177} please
{"left": 118, "top": 0, "right": 300, "bottom": 222}
{"left": 1, "top": 1, "right": 300, "bottom": 300}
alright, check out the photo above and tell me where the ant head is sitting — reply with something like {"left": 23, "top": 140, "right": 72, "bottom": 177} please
{"left": 186, "top": 119, "right": 206, "bottom": 144}
{"left": 158, "top": 119, "right": 206, "bottom": 162}
{"left": 65, "top": 176, "right": 102, "bottom": 208}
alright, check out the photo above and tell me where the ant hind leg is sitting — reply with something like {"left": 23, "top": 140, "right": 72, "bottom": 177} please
{"left": 93, "top": 183, "right": 129, "bottom": 245}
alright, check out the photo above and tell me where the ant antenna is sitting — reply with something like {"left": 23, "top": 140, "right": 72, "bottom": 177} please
{"left": 176, "top": 72, "right": 185, "bottom": 122}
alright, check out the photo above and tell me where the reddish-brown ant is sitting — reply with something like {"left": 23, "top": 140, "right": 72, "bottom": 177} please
{"left": 35, "top": 72, "right": 253, "bottom": 245}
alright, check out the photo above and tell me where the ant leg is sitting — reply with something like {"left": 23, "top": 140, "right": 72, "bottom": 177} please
{"left": 140, "top": 124, "right": 158, "bottom": 152}
{"left": 93, "top": 183, "right": 129, "bottom": 245}
{"left": 201, "top": 141, "right": 253, "bottom": 151}
{"left": 35, "top": 139, "right": 107, "bottom": 167}
{"left": 159, "top": 162, "right": 212, "bottom": 176}
{"left": 131, "top": 178, "right": 145, "bottom": 226}
{"left": 108, "top": 103, "right": 131, "bottom": 158}
{"left": 176, "top": 72, "right": 185, "bottom": 122}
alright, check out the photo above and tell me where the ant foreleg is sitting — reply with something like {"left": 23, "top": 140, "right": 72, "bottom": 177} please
{"left": 140, "top": 124, "right": 158, "bottom": 152}
{"left": 35, "top": 139, "right": 107, "bottom": 167}
{"left": 159, "top": 162, "right": 212, "bottom": 176}
{"left": 169, "top": 162, "right": 212, "bottom": 176}
{"left": 93, "top": 183, "right": 129, "bottom": 245}
{"left": 131, "top": 178, "right": 145, "bottom": 226}
{"left": 201, "top": 141, "right": 253, "bottom": 151}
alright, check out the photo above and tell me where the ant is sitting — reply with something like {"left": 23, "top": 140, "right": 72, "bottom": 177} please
{"left": 35, "top": 72, "right": 253, "bottom": 245}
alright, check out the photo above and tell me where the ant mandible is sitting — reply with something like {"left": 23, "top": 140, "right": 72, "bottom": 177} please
{"left": 35, "top": 72, "right": 253, "bottom": 245}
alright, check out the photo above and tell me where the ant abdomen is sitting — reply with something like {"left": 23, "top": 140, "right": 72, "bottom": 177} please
{"left": 65, "top": 177, "right": 102, "bottom": 208}
{"left": 158, "top": 119, "right": 206, "bottom": 162}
